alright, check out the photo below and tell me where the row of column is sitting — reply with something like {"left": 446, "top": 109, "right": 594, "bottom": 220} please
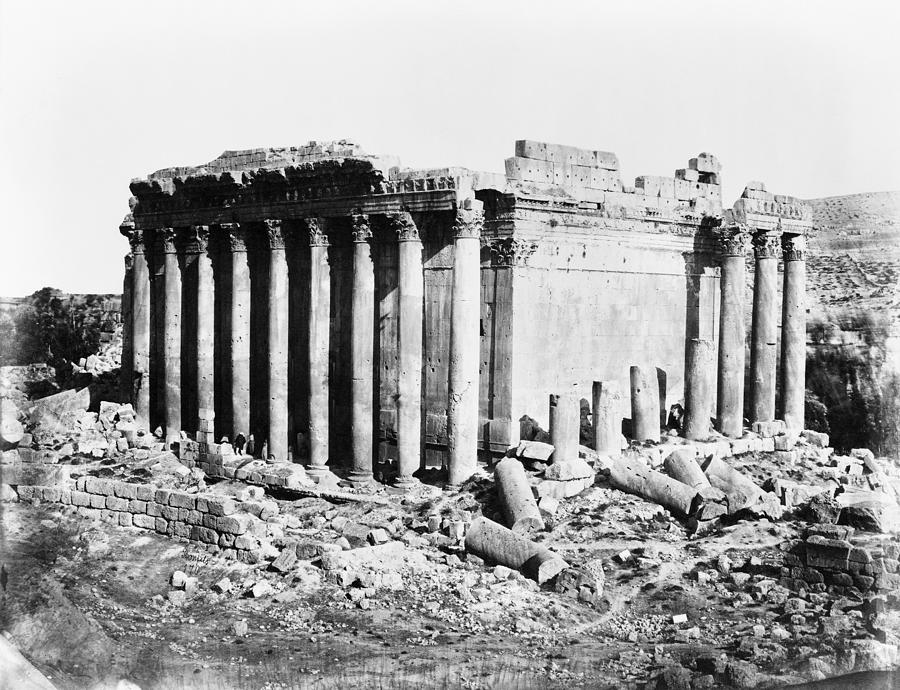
{"left": 714, "top": 225, "right": 806, "bottom": 437}
{"left": 123, "top": 205, "right": 485, "bottom": 486}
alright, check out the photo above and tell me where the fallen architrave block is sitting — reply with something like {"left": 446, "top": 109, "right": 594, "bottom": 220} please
{"left": 663, "top": 449, "right": 710, "bottom": 490}
{"left": 699, "top": 455, "right": 762, "bottom": 514}
{"left": 606, "top": 455, "right": 702, "bottom": 518}
{"left": 465, "top": 516, "right": 568, "bottom": 584}
{"left": 495, "top": 457, "right": 544, "bottom": 533}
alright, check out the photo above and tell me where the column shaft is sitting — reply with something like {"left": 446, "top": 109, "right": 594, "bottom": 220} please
{"left": 130, "top": 232, "right": 151, "bottom": 426}
{"left": 716, "top": 228, "right": 749, "bottom": 438}
{"left": 780, "top": 235, "right": 806, "bottom": 431}
{"left": 592, "top": 380, "right": 622, "bottom": 455}
{"left": 749, "top": 231, "right": 780, "bottom": 423}
{"left": 630, "top": 365, "right": 660, "bottom": 442}
{"left": 395, "top": 214, "right": 423, "bottom": 487}
{"left": 120, "top": 252, "right": 134, "bottom": 403}
{"left": 307, "top": 219, "right": 331, "bottom": 475}
{"left": 227, "top": 225, "right": 251, "bottom": 441}
{"left": 683, "top": 338, "right": 715, "bottom": 440}
{"left": 349, "top": 214, "right": 375, "bottom": 483}
{"left": 161, "top": 229, "right": 182, "bottom": 446}
{"left": 549, "top": 391, "right": 580, "bottom": 463}
{"left": 265, "top": 221, "right": 289, "bottom": 462}
{"left": 447, "top": 204, "right": 483, "bottom": 486}
{"left": 194, "top": 227, "right": 215, "bottom": 430}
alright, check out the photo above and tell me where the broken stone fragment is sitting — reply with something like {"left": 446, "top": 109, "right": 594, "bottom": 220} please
{"left": 515, "top": 440, "right": 554, "bottom": 462}
{"left": 270, "top": 547, "right": 298, "bottom": 573}
{"left": 495, "top": 457, "right": 544, "bottom": 533}
{"left": 212, "top": 577, "right": 232, "bottom": 593}
{"left": 699, "top": 456, "right": 762, "bottom": 514}
{"left": 464, "top": 516, "right": 568, "bottom": 584}
{"left": 249, "top": 581, "right": 274, "bottom": 598}
{"left": 170, "top": 570, "right": 188, "bottom": 588}
{"left": 663, "top": 449, "right": 710, "bottom": 489}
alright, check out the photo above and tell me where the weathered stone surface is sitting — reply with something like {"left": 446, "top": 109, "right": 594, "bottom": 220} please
{"left": 495, "top": 457, "right": 544, "bottom": 533}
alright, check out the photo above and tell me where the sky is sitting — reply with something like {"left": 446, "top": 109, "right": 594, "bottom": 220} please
{"left": 0, "top": 0, "right": 898, "bottom": 295}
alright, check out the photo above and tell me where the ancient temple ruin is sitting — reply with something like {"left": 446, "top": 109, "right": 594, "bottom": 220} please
{"left": 119, "top": 139, "right": 813, "bottom": 486}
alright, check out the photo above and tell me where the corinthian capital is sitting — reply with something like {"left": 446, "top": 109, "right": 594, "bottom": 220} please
{"left": 305, "top": 217, "right": 329, "bottom": 247}
{"left": 387, "top": 211, "right": 419, "bottom": 241}
{"left": 185, "top": 225, "right": 210, "bottom": 253}
{"left": 122, "top": 227, "right": 146, "bottom": 255}
{"left": 220, "top": 223, "right": 247, "bottom": 252}
{"left": 351, "top": 213, "right": 372, "bottom": 243}
{"left": 752, "top": 230, "right": 781, "bottom": 260}
{"left": 782, "top": 234, "right": 806, "bottom": 262}
{"left": 718, "top": 225, "right": 750, "bottom": 257}
{"left": 453, "top": 206, "right": 484, "bottom": 239}
{"left": 158, "top": 227, "right": 178, "bottom": 254}
{"left": 264, "top": 219, "right": 285, "bottom": 249}
{"left": 489, "top": 237, "right": 538, "bottom": 267}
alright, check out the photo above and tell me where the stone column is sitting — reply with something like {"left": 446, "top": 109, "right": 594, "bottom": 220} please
{"left": 392, "top": 212, "right": 423, "bottom": 488}
{"left": 224, "top": 224, "right": 251, "bottom": 442}
{"left": 630, "top": 365, "right": 660, "bottom": 442}
{"left": 749, "top": 230, "right": 781, "bottom": 424}
{"left": 125, "top": 227, "right": 151, "bottom": 426}
{"left": 447, "top": 201, "right": 483, "bottom": 487}
{"left": 780, "top": 234, "right": 806, "bottom": 432}
{"left": 683, "top": 338, "right": 715, "bottom": 440}
{"left": 265, "top": 220, "right": 289, "bottom": 462}
{"left": 549, "top": 391, "right": 580, "bottom": 463}
{"left": 190, "top": 226, "right": 215, "bottom": 431}
{"left": 348, "top": 213, "right": 375, "bottom": 485}
{"left": 160, "top": 228, "right": 182, "bottom": 447}
{"left": 592, "top": 380, "right": 622, "bottom": 455}
{"left": 120, "top": 250, "right": 134, "bottom": 404}
{"left": 715, "top": 227, "right": 749, "bottom": 438}
{"left": 306, "top": 218, "right": 331, "bottom": 476}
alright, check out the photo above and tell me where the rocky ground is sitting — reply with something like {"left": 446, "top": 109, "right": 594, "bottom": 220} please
{"left": 1, "top": 361, "right": 900, "bottom": 689}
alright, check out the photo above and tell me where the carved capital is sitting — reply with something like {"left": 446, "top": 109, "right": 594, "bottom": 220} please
{"left": 305, "top": 217, "right": 329, "bottom": 247}
{"left": 123, "top": 227, "right": 146, "bottom": 255}
{"left": 453, "top": 207, "right": 483, "bottom": 239}
{"left": 124, "top": 253, "right": 134, "bottom": 271}
{"left": 185, "top": 225, "right": 210, "bottom": 253}
{"left": 782, "top": 234, "right": 806, "bottom": 262}
{"left": 158, "top": 227, "right": 178, "bottom": 254}
{"left": 387, "top": 211, "right": 419, "bottom": 242}
{"left": 718, "top": 226, "right": 750, "bottom": 257}
{"left": 351, "top": 213, "right": 372, "bottom": 243}
{"left": 489, "top": 237, "right": 539, "bottom": 267}
{"left": 264, "top": 219, "right": 285, "bottom": 249}
{"left": 221, "top": 223, "right": 247, "bottom": 252}
{"left": 752, "top": 231, "right": 781, "bottom": 260}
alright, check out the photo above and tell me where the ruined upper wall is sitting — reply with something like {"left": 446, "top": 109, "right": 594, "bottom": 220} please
{"left": 729, "top": 181, "right": 813, "bottom": 235}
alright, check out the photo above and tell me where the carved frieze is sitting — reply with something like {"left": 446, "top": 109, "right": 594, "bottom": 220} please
{"left": 782, "top": 234, "right": 806, "bottom": 262}
{"left": 306, "top": 217, "right": 329, "bottom": 247}
{"left": 387, "top": 211, "right": 419, "bottom": 241}
{"left": 752, "top": 231, "right": 781, "bottom": 260}
{"left": 453, "top": 207, "right": 484, "bottom": 239}
{"left": 489, "top": 237, "right": 539, "bottom": 267}
{"left": 351, "top": 213, "right": 372, "bottom": 243}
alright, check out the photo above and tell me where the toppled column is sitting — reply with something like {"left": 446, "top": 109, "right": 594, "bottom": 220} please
{"left": 465, "top": 516, "right": 568, "bottom": 584}
{"left": 780, "top": 234, "right": 806, "bottom": 432}
{"left": 549, "top": 391, "right": 580, "bottom": 463}
{"left": 682, "top": 338, "right": 715, "bottom": 440}
{"left": 663, "top": 449, "right": 710, "bottom": 490}
{"left": 348, "top": 213, "right": 375, "bottom": 485}
{"left": 592, "top": 380, "right": 622, "bottom": 455}
{"left": 447, "top": 201, "right": 483, "bottom": 487}
{"left": 630, "top": 365, "right": 660, "bottom": 442}
{"left": 494, "top": 457, "right": 544, "bottom": 533}
{"left": 160, "top": 228, "right": 182, "bottom": 448}
{"left": 749, "top": 229, "right": 781, "bottom": 424}
{"left": 306, "top": 218, "right": 331, "bottom": 477}
{"left": 606, "top": 455, "right": 701, "bottom": 517}
{"left": 716, "top": 227, "right": 749, "bottom": 438}
{"left": 124, "top": 227, "right": 151, "bottom": 427}
{"left": 392, "top": 212, "right": 423, "bottom": 488}
{"left": 266, "top": 220, "right": 289, "bottom": 462}
{"left": 700, "top": 455, "right": 762, "bottom": 513}
{"left": 225, "top": 224, "right": 251, "bottom": 442}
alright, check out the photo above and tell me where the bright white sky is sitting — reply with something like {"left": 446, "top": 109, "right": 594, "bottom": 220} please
{"left": 1, "top": 0, "right": 898, "bottom": 295}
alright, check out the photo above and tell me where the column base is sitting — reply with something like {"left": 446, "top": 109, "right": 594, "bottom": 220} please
{"left": 345, "top": 470, "right": 374, "bottom": 487}
{"left": 394, "top": 475, "right": 420, "bottom": 490}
